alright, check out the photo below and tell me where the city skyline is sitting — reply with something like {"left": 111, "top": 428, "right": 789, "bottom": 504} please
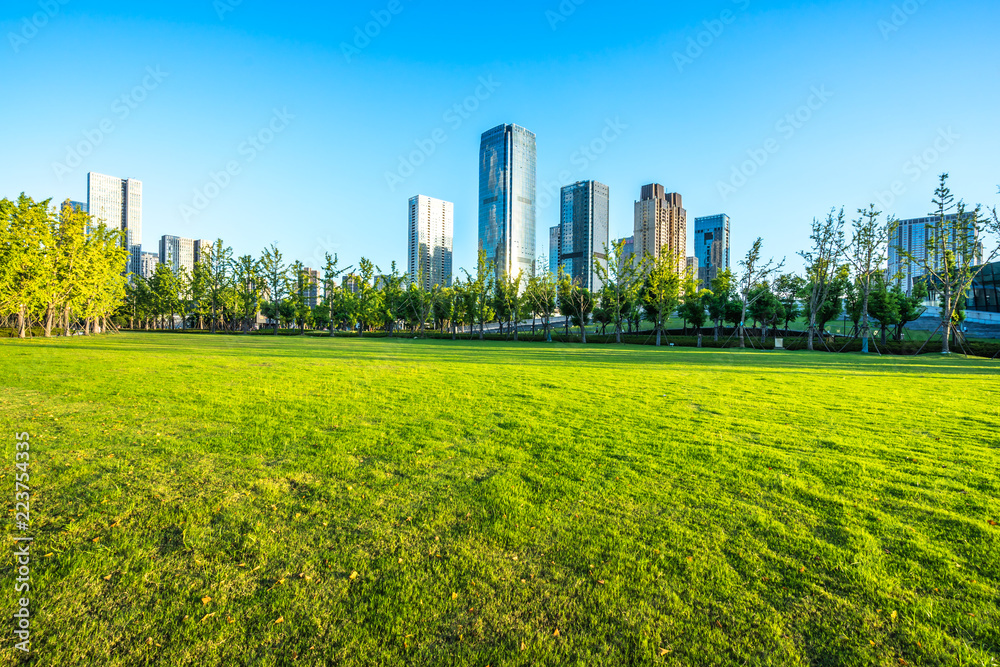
{"left": 2, "top": 1, "right": 998, "bottom": 277}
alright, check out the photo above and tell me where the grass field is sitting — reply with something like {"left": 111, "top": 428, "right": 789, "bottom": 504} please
{"left": 1, "top": 334, "right": 998, "bottom": 666}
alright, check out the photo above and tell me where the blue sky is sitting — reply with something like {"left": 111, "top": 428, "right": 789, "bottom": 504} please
{"left": 2, "top": 0, "right": 998, "bottom": 275}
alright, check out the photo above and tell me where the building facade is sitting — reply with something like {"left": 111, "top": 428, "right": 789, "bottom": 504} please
{"left": 615, "top": 236, "right": 635, "bottom": 271}
{"left": 633, "top": 184, "right": 686, "bottom": 276}
{"left": 686, "top": 256, "right": 699, "bottom": 279}
{"left": 549, "top": 225, "right": 561, "bottom": 278}
{"left": 558, "top": 181, "right": 609, "bottom": 292}
{"left": 694, "top": 214, "right": 731, "bottom": 286}
{"left": 408, "top": 195, "right": 454, "bottom": 289}
{"left": 195, "top": 240, "right": 212, "bottom": 266}
{"left": 889, "top": 214, "right": 983, "bottom": 295}
{"left": 969, "top": 261, "right": 1000, "bottom": 313}
{"left": 479, "top": 123, "right": 537, "bottom": 278}
{"left": 303, "top": 268, "right": 321, "bottom": 308}
{"left": 87, "top": 172, "right": 142, "bottom": 277}
{"left": 140, "top": 252, "right": 159, "bottom": 280}
{"left": 159, "top": 235, "right": 196, "bottom": 275}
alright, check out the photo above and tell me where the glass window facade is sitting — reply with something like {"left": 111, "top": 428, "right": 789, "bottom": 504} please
{"left": 559, "top": 181, "right": 609, "bottom": 292}
{"left": 694, "top": 214, "right": 730, "bottom": 286}
{"left": 969, "top": 262, "right": 1000, "bottom": 313}
{"left": 479, "top": 124, "right": 536, "bottom": 278}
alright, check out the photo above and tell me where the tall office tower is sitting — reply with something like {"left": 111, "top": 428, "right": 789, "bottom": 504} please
{"left": 549, "top": 225, "right": 561, "bottom": 277}
{"left": 140, "top": 252, "right": 159, "bottom": 280}
{"left": 87, "top": 172, "right": 142, "bottom": 277}
{"left": 194, "top": 240, "right": 213, "bottom": 266}
{"left": 69, "top": 201, "right": 88, "bottom": 214}
{"left": 479, "top": 123, "right": 537, "bottom": 278}
{"left": 559, "top": 181, "right": 609, "bottom": 292}
{"left": 633, "top": 184, "right": 686, "bottom": 275}
{"left": 408, "top": 195, "right": 454, "bottom": 289}
{"left": 159, "top": 235, "right": 196, "bottom": 275}
{"left": 888, "top": 214, "right": 983, "bottom": 295}
{"left": 686, "top": 256, "right": 699, "bottom": 278}
{"left": 694, "top": 214, "right": 731, "bottom": 285}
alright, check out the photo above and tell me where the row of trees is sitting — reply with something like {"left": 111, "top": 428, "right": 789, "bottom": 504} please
{"left": 0, "top": 196, "right": 127, "bottom": 338}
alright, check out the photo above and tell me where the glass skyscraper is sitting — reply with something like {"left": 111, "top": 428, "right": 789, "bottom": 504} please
{"left": 87, "top": 172, "right": 142, "bottom": 279}
{"left": 559, "top": 181, "right": 609, "bottom": 292}
{"left": 694, "top": 214, "right": 731, "bottom": 286}
{"left": 478, "top": 124, "right": 537, "bottom": 278}
{"left": 549, "top": 225, "right": 561, "bottom": 278}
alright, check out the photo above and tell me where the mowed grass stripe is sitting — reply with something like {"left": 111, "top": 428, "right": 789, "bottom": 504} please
{"left": 0, "top": 334, "right": 997, "bottom": 666}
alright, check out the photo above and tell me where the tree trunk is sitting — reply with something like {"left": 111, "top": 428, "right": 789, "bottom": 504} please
{"left": 941, "top": 289, "right": 952, "bottom": 354}
{"left": 807, "top": 313, "right": 817, "bottom": 352}
{"left": 861, "top": 287, "right": 871, "bottom": 354}
{"left": 579, "top": 322, "right": 587, "bottom": 344}
{"left": 713, "top": 319, "right": 720, "bottom": 343}
{"left": 43, "top": 304, "right": 54, "bottom": 338}
{"left": 656, "top": 324, "right": 662, "bottom": 347}
{"left": 64, "top": 306, "right": 72, "bottom": 337}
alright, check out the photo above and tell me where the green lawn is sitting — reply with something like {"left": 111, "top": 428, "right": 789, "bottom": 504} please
{"left": 1, "top": 335, "right": 998, "bottom": 666}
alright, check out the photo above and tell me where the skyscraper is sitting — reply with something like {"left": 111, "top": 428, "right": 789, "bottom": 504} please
{"left": 634, "top": 184, "right": 686, "bottom": 275}
{"left": 87, "top": 172, "right": 142, "bottom": 277}
{"left": 479, "top": 124, "right": 537, "bottom": 278}
{"left": 549, "top": 225, "right": 561, "bottom": 278}
{"left": 694, "top": 214, "right": 731, "bottom": 285}
{"left": 614, "top": 236, "right": 635, "bottom": 271}
{"left": 408, "top": 195, "right": 454, "bottom": 289}
{"left": 559, "top": 181, "right": 609, "bottom": 292}
{"left": 159, "top": 235, "right": 196, "bottom": 275}
{"left": 889, "top": 214, "right": 983, "bottom": 295}
{"left": 686, "top": 256, "right": 699, "bottom": 279}
{"left": 140, "top": 252, "right": 159, "bottom": 280}
{"left": 195, "top": 240, "right": 213, "bottom": 267}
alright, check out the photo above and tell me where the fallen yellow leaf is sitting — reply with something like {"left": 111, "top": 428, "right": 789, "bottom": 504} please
{"left": 274, "top": 616, "right": 284, "bottom": 624}
{"left": 350, "top": 571, "right": 359, "bottom": 580}
{"left": 201, "top": 596, "right": 212, "bottom": 606}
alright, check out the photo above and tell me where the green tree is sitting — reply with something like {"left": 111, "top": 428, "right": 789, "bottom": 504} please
{"left": 260, "top": 243, "right": 287, "bottom": 335}
{"left": 800, "top": 209, "right": 846, "bottom": 351}
{"left": 736, "top": 239, "right": 785, "bottom": 349}
{"left": 593, "top": 240, "right": 643, "bottom": 343}
{"left": 642, "top": 247, "right": 681, "bottom": 347}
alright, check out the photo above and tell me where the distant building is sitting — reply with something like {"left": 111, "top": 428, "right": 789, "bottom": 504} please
{"left": 694, "top": 214, "right": 731, "bottom": 285}
{"left": 615, "top": 235, "right": 635, "bottom": 271}
{"left": 87, "top": 172, "right": 142, "bottom": 278}
{"left": 159, "top": 235, "right": 196, "bottom": 275}
{"left": 140, "top": 252, "right": 159, "bottom": 280}
{"left": 479, "top": 123, "right": 537, "bottom": 278}
{"left": 342, "top": 274, "right": 361, "bottom": 294}
{"left": 889, "top": 214, "right": 983, "bottom": 295}
{"left": 549, "top": 225, "right": 561, "bottom": 278}
{"left": 68, "top": 200, "right": 88, "bottom": 214}
{"left": 558, "top": 181, "right": 609, "bottom": 292}
{"left": 969, "top": 261, "right": 999, "bottom": 313}
{"left": 303, "top": 268, "right": 321, "bottom": 308}
{"left": 194, "top": 239, "right": 212, "bottom": 266}
{"left": 686, "top": 256, "right": 699, "bottom": 279}
{"left": 408, "top": 195, "right": 454, "bottom": 289}
{"left": 634, "top": 184, "right": 686, "bottom": 276}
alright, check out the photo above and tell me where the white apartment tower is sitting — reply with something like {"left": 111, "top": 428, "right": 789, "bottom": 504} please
{"left": 87, "top": 172, "right": 142, "bottom": 278}
{"left": 408, "top": 195, "right": 454, "bottom": 289}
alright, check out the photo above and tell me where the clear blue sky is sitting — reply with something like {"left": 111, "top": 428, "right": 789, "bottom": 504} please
{"left": 2, "top": 0, "right": 998, "bottom": 275}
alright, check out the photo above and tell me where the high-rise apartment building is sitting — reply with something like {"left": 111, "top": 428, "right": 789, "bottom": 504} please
{"left": 549, "top": 225, "right": 561, "bottom": 278}
{"left": 889, "top": 214, "right": 983, "bottom": 295}
{"left": 408, "top": 195, "right": 454, "bottom": 289}
{"left": 615, "top": 236, "right": 635, "bottom": 271}
{"left": 195, "top": 240, "right": 213, "bottom": 266}
{"left": 303, "top": 268, "right": 321, "bottom": 308}
{"left": 633, "top": 184, "right": 686, "bottom": 275}
{"left": 140, "top": 252, "right": 159, "bottom": 280}
{"left": 159, "top": 235, "right": 196, "bottom": 275}
{"left": 694, "top": 214, "right": 731, "bottom": 286}
{"left": 342, "top": 274, "right": 361, "bottom": 294}
{"left": 87, "top": 172, "right": 142, "bottom": 277}
{"left": 479, "top": 124, "right": 537, "bottom": 278}
{"left": 558, "top": 181, "right": 609, "bottom": 292}
{"left": 686, "top": 256, "right": 699, "bottom": 279}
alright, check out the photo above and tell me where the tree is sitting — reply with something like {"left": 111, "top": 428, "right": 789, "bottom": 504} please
{"left": 773, "top": 273, "right": 804, "bottom": 334}
{"left": 704, "top": 269, "right": 734, "bottom": 342}
{"left": 736, "top": 238, "right": 785, "bottom": 349}
{"left": 800, "top": 209, "right": 846, "bottom": 351}
{"left": 531, "top": 270, "right": 558, "bottom": 342}
{"left": 593, "top": 240, "right": 643, "bottom": 343}
{"left": 895, "top": 175, "right": 1000, "bottom": 354}
{"left": 843, "top": 205, "right": 894, "bottom": 353}
{"left": 642, "top": 247, "right": 681, "bottom": 347}
{"left": 892, "top": 282, "right": 927, "bottom": 341}
{"left": 462, "top": 249, "right": 495, "bottom": 341}
{"left": 260, "top": 244, "right": 287, "bottom": 335}
{"left": 376, "top": 263, "right": 404, "bottom": 337}
{"left": 559, "top": 271, "right": 594, "bottom": 344}
{"left": 233, "top": 255, "right": 263, "bottom": 333}
{"left": 747, "top": 284, "right": 784, "bottom": 343}
{"left": 205, "top": 239, "right": 232, "bottom": 334}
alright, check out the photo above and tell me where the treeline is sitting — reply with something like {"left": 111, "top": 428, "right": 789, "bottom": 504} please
{"left": 0, "top": 196, "right": 128, "bottom": 338}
